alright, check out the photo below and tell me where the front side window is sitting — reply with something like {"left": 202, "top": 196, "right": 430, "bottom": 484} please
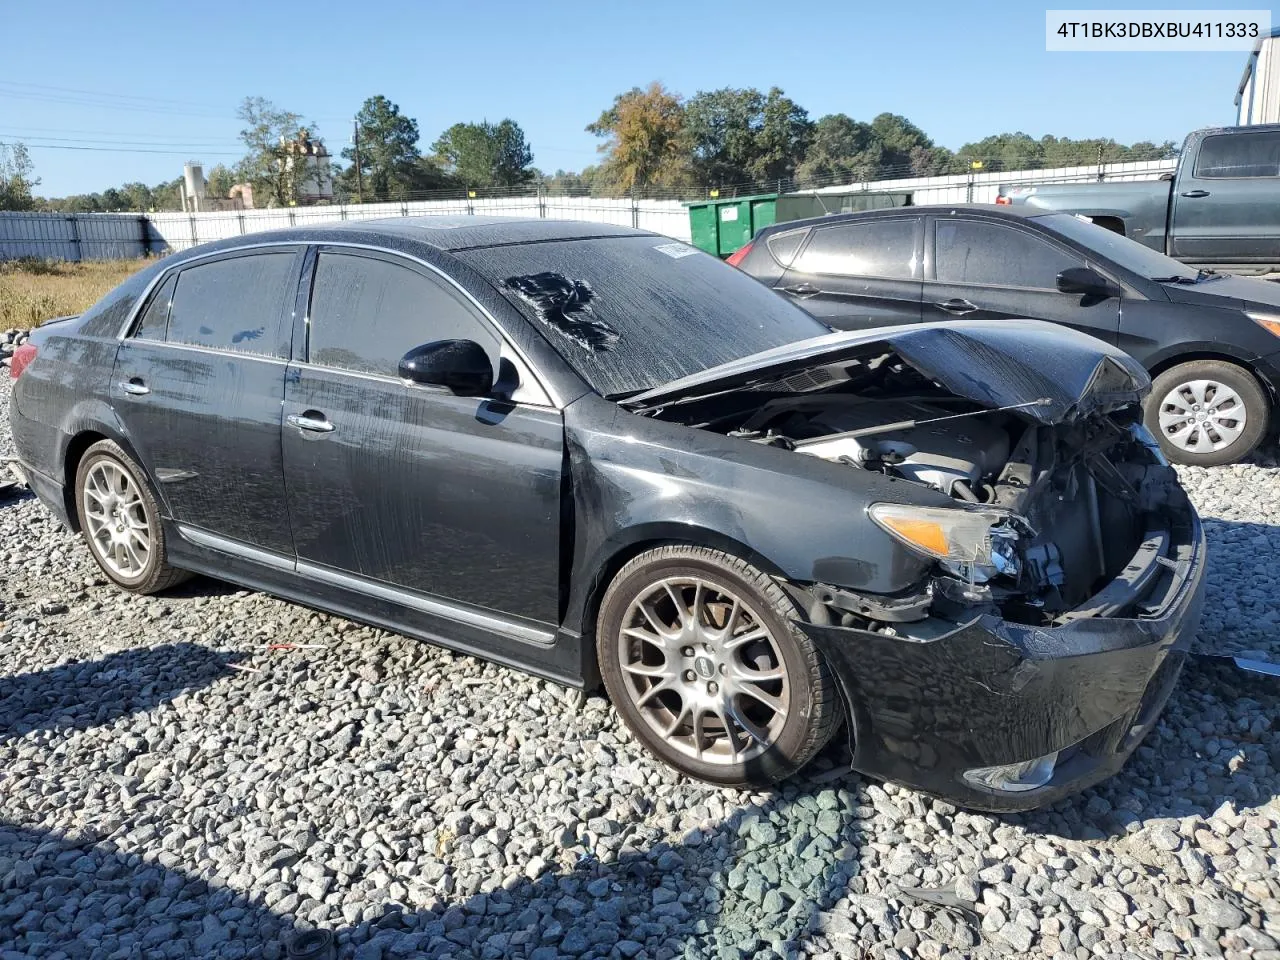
{"left": 935, "top": 219, "right": 1083, "bottom": 289}
{"left": 1194, "top": 132, "right": 1280, "bottom": 179}
{"left": 792, "top": 219, "right": 918, "bottom": 279}
{"left": 166, "top": 253, "right": 296, "bottom": 357}
{"left": 306, "top": 252, "right": 497, "bottom": 377}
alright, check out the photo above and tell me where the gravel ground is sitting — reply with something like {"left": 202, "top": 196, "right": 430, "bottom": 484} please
{"left": 2, "top": 391, "right": 1278, "bottom": 960}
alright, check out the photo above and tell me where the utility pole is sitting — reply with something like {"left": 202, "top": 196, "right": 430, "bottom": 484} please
{"left": 353, "top": 118, "right": 364, "bottom": 203}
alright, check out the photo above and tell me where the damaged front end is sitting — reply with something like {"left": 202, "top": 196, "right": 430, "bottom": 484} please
{"left": 627, "top": 320, "right": 1207, "bottom": 809}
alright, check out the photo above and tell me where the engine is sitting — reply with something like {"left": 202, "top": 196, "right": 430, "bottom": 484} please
{"left": 732, "top": 397, "right": 1011, "bottom": 498}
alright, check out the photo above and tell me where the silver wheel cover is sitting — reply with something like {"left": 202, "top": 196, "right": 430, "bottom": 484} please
{"left": 1158, "top": 379, "right": 1247, "bottom": 454}
{"left": 82, "top": 460, "right": 152, "bottom": 579}
{"left": 617, "top": 576, "right": 790, "bottom": 765}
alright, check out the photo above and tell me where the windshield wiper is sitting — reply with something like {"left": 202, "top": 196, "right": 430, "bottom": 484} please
{"left": 1150, "top": 274, "right": 1201, "bottom": 284}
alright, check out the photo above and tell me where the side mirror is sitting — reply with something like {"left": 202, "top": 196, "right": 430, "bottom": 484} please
{"left": 399, "top": 340, "right": 493, "bottom": 396}
{"left": 1056, "top": 266, "right": 1120, "bottom": 300}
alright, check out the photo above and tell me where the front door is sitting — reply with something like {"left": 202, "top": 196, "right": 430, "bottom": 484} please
{"left": 776, "top": 216, "right": 924, "bottom": 330}
{"left": 922, "top": 217, "right": 1122, "bottom": 345}
{"left": 110, "top": 248, "right": 301, "bottom": 554}
{"left": 1170, "top": 129, "right": 1280, "bottom": 265}
{"left": 281, "top": 247, "right": 564, "bottom": 625}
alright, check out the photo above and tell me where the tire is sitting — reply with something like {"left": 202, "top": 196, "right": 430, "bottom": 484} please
{"left": 596, "top": 545, "right": 840, "bottom": 787}
{"left": 73, "top": 439, "right": 190, "bottom": 594}
{"left": 1144, "top": 360, "right": 1270, "bottom": 467}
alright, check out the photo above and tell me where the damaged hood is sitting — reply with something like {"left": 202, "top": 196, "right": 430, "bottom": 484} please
{"left": 621, "top": 318, "right": 1149, "bottom": 422}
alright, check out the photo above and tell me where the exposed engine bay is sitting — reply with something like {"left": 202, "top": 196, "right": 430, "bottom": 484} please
{"left": 650, "top": 351, "right": 1194, "bottom": 639}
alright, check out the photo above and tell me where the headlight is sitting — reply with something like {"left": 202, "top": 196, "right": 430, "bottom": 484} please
{"left": 1246, "top": 310, "right": 1280, "bottom": 337}
{"left": 868, "top": 503, "right": 1022, "bottom": 582}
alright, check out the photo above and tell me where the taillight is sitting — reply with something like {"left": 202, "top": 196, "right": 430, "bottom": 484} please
{"left": 725, "top": 241, "right": 754, "bottom": 268}
{"left": 9, "top": 343, "right": 36, "bottom": 379}
{"left": 994, "top": 195, "right": 1012, "bottom": 205}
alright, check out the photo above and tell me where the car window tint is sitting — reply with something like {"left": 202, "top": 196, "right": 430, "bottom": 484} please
{"left": 792, "top": 219, "right": 918, "bottom": 279}
{"left": 935, "top": 219, "right": 1083, "bottom": 289}
{"left": 767, "top": 228, "right": 809, "bottom": 268}
{"left": 134, "top": 273, "right": 176, "bottom": 341}
{"left": 1194, "top": 132, "right": 1280, "bottom": 178}
{"left": 307, "top": 252, "right": 497, "bottom": 377}
{"left": 166, "top": 253, "right": 294, "bottom": 357}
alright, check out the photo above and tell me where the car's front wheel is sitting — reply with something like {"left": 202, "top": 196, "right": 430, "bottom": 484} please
{"left": 1145, "top": 360, "right": 1270, "bottom": 466}
{"left": 74, "top": 439, "right": 190, "bottom": 594}
{"left": 596, "top": 545, "right": 840, "bottom": 787}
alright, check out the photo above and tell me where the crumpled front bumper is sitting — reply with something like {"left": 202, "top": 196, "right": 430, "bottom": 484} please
{"left": 801, "top": 507, "right": 1207, "bottom": 812}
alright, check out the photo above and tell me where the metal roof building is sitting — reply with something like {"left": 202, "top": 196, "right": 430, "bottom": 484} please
{"left": 1237, "top": 27, "right": 1280, "bottom": 125}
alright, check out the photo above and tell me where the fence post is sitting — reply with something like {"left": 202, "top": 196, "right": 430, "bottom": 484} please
{"left": 288, "top": 210, "right": 296, "bottom": 227}
{"left": 238, "top": 213, "right": 246, "bottom": 235}
{"left": 630, "top": 190, "right": 639, "bottom": 229}
{"left": 67, "top": 216, "right": 82, "bottom": 262}
{"left": 189, "top": 215, "right": 198, "bottom": 249}
{"left": 538, "top": 182, "right": 546, "bottom": 219}
{"left": 138, "top": 216, "right": 151, "bottom": 258}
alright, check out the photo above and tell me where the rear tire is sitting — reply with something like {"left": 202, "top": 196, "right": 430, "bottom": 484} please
{"left": 74, "top": 440, "right": 190, "bottom": 594}
{"left": 596, "top": 545, "right": 840, "bottom": 787}
{"left": 1145, "top": 360, "right": 1269, "bottom": 466}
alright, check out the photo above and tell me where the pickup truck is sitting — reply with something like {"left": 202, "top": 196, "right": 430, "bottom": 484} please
{"left": 999, "top": 125, "right": 1280, "bottom": 276}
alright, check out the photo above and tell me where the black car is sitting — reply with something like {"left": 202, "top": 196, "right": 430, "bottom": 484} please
{"left": 732, "top": 204, "right": 1280, "bottom": 466}
{"left": 8, "top": 217, "right": 1206, "bottom": 811}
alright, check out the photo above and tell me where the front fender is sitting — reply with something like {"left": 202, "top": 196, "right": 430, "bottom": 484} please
{"left": 561, "top": 394, "right": 944, "bottom": 632}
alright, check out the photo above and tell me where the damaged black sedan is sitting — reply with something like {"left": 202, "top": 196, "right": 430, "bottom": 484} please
{"left": 8, "top": 218, "right": 1206, "bottom": 810}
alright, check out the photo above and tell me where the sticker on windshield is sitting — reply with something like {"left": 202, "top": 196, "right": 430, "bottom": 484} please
{"left": 653, "top": 242, "right": 698, "bottom": 259}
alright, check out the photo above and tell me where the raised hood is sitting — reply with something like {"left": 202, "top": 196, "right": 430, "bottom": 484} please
{"left": 621, "top": 318, "right": 1149, "bottom": 422}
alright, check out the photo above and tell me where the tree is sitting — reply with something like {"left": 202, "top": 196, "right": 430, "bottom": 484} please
{"left": 341, "top": 96, "right": 423, "bottom": 200}
{"left": 749, "top": 87, "right": 810, "bottom": 183}
{"left": 204, "top": 164, "right": 237, "bottom": 200}
{"left": 431, "top": 119, "right": 534, "bottom": 189}
{"left": 587, "top": 82, "right": 691, "bottom": 194}
{"left": 0, "top": 141, "right": 39, "bottom": 211}
{"left": 794, "top": 114, "right": 882, "bottom": 184}
{"left": 236, "top": 96, "right": 313, "bottom": 206}
{"left": 684, "top": 87, "right": 765, "bottom": 187}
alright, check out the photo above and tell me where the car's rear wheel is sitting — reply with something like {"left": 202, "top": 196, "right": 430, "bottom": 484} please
{"left": 74, "top": 440, "right": 190, "bottom": 593}
{"left": 1145, "top": 360, "right": 1269, "bottom": 466}
{"left": 596, "top": 545, "right": 840, "bottom": 787}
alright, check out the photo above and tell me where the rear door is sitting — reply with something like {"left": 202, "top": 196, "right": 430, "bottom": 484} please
{"left": 775, "top": 217, "right": 924, "bottom": 330}
{"left": 1170, "top": 130, "right": 1280, "bottom": 264}
{"left": 922, "top": 216, "right": 1121, "bottom": 345}
{"left": 281, "top": 246, "right": 564, "bottom": 625}
{"left": 110, "top": 247, "right": 301, "bottom": 554}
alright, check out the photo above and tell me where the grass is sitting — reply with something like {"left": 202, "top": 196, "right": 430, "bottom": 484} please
{"left": 0, "top": 257, "right": 153, "bottom": 329}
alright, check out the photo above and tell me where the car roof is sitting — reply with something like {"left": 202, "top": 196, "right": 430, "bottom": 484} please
{"left": 209, "top": 216, "right": 658, "bottom": 254}
{"left": 759, "top": 203, "right": 1049, "bottom": 235}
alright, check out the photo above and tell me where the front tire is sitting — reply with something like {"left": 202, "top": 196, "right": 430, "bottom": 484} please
{"left": 596, "top": 545, "right": 840, "bottom": 787}
{"left": 1145, "top": 360, "right": 1269, "bottom": 467}
{"left": 74, "top": 440, "right": 190, "bottom": 594}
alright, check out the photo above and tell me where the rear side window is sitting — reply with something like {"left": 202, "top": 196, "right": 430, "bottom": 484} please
{"left": 935, "top": 219, "right": 1083, "bottom": 289}
{"left": 792, "top": 219, "right": 918, "bottom": 279}
{"left": 766, "top": 228, "right": 808, "bottom": 268}
{"left": 134, "top": 273, "right": 176, "bottom": 341}
{"left": 1194, "top": 132, "right": 1280, "bottom": 178}
{"left": 306, "top": 251, "right": 497, "bottom": 377}
{"left": 166, "top": 253, "right": 295, "bottom": 357}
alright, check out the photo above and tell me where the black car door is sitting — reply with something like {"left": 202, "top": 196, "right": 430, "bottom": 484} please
{"left": 775, "top": 217, "right": 924, "bottom": 330}
{"left": 110, "top": 247, "right": 301, "bottom": 554}
{"left": 922, "top": 216, "right": 1122, "bottom": 344}
{"left": 281, "top": 246, "right": 564, "bottom": 626}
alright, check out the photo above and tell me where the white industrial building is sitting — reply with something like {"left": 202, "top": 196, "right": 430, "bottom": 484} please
{"left": 1236, "top": 27, "right": 1280, "bottom": 125}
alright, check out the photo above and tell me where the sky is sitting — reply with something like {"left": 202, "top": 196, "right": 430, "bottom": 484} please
{"left": 0, "top": 0, "right": 1259, "bottom": 197}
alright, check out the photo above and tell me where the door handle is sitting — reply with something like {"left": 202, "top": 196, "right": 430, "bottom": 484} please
{"left": 781, "top": 283, "right": 820, "bottom": 298}
{"left": 119, "top": 379, "right": 150, "bottom": 396}
{"left": 935, "top": 298, "right": 978, "bottom": 315}
{"left": 287, "top": 412, "right": 335, "bottom": 433}
{"left": 1180, "top": 189, "right": 1210, "bottom": 198}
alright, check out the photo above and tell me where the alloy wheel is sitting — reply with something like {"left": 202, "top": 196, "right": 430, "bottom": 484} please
{"left": 81, "top": 459, "right": 152, "bottom": 579}
{"left": 616, "top": 576, "right": 790, "bottom": 765}
{"left": 1157, "top": 378, "right": 1247, "bottom": 455}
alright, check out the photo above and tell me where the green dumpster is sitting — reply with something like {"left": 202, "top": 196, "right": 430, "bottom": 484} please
{"left": 685, "top": 193, "right": 778, "bottom": 257}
